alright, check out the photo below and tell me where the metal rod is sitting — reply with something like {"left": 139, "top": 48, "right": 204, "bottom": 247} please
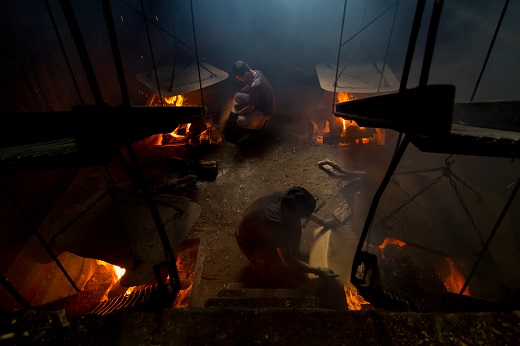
{"left": 101, "top": 0, "right": 131, "bottom": 106}
{"left": 190, "top": 0, "right": 205, "bottom": 112}
{"left": 351, "top": 135, "right": 410, "bottom": 283}
{"left": 140, "top": 0, "right": 163, "bottom": 105}
{"left": 377, "top": 2, "right": 399, "bottom": 93}
{"left": 419, "top": 0, "right": 444, "bottom": 87}
{"left": 0, "top": 178, "right": 80, "bottom": 292}
{"left": 44, "top": 0, "right": 84, "bottom": 106}
{"left": 460, "top": 174, "right": 520, "bottom": 295}
{"left": 58, "top": 0, "right": 105, "bottom": 106}
{"left": 333, "top": 0, "right": 348, "bottom": 112}
{"left": 123, "top": 143, "right": 180, "bottom": 290}
{"left": 400, "top": 0, "right": 426, "bottom": 92}
{"left": 470, "top": 0, "right": 510, "bottom": 101}
{"left": 1, "top": 272, "right": 31, "bottom": 309}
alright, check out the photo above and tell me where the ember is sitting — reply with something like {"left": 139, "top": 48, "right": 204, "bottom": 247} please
{"left": 378, "top": 237, "right": 473, "bottom": 297}
{"left": 144, "top": 92, "right": 222, "bottom": 146}
{"left": 314, "top": 91, "right": 384, "bottom": 146}
{"left": 344, "top": 283, "right": 370, "bottom": 310}
{"left": 441, "top": 258, "right": 472, "bottom": 296}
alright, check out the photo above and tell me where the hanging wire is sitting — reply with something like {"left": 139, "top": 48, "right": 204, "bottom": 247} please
{"left": 400, "top": 0, "right": 426, "bottom": 92}
{"left": 377, "top": 2, "right": 400, "bottom": 93}
{"left": 58, "top": 0, "right": 105, "bottom": 105}
{"left": 140, "top": 0, "right": 163, "bottom": 105}
{"left": 44, "top": 0, "right": 84, "bottom": 106}
{"left": 334, "top": 1, "right": 400, "bottom": 100}
{"left": 339, "top": 1, "right": 399, "bottom": 50}
{"left": 333, "top": 0, "right": 348, "bottom": 113}
{"left": 470, "top": 0, "right": 510, "bottom": 101}
{"left": 419, "top": 0, "right": 444, "bottom": 87}
{"left": 117, "top": 0, "right": 214, "bottom": 101}
{"left": 460, "top": 173, "right": 520, "bottom": 294}
{"left": 168, "top": 0, "right": 178, "bottom": 94}
{"left": 101, "top": 0, "right": 130, "bottom": 106}
{"left": 190, "top": 0, "right": 205, "bottom": 112}
{"left": 118, "top": 0, "right": 195, "bottom": 53}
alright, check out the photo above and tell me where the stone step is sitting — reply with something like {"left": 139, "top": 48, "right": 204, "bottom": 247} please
{"left": 217, "top": 288, "right": 314, "bottom": 299}
{"left": 204, "top": 283, "right": 321, "bottom": 308}
{"left": 204, "top": 295, "right": 320, "bottom": 308}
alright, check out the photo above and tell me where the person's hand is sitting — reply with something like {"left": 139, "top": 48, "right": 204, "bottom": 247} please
{"left": 316, "top": 267, "right": 339, "bottom": 278}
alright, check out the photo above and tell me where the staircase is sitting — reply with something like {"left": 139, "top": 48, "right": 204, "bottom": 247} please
{"left": 203, "top": 283, "right": 322, "bottom": 309}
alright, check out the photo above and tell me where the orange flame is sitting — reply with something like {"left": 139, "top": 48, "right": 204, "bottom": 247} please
{"left": 378, "top": 238, "right": 406, "bottom": 249}
{"left": 96, "top": 260, "right": 134, "bottom": 295}
{"left": 163, "top": 94, "right": 185, "bottom": 106}
{"left": 337, "top": 91, "right": 352, "bottom": 102}
{"left": 344, "top": 283, "right": 370, "bottom": 310}
{"left": 441, "top": 258, "right": 471, "bottom": 296}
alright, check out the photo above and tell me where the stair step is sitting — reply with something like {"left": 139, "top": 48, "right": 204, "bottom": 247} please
{"left": 217, "top": 288, "right": 314, "bottom": 299}
{"left": 204, "top": 296, "right": 321, "bottom": 308}
{"left": 205, "top": 283, "right": 321, "bottom": 308}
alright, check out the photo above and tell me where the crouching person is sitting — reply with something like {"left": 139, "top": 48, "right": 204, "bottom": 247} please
{"left": 235, "top": 186, "right": 348, "bottom": 309}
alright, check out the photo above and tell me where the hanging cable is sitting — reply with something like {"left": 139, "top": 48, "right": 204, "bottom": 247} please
{"left": 44, "top": 0, "right": 84, "bottom": 106}
{"left": 168, "top": 0, "right": 178, "bottom": 94}
{"left": 400, "top": 0, "right": 426, "bottom": 92}
{"left": 378, "top": 2, "right": 400, "bottom": 93}
{"left": 118, "top": 0, "right": 195, "bottom": 53}
{"left": 333, "top": 0, "right": 348, "bottom": 113}
{"left": 190, "top": 0, "right": 205, "bottom": 112}
{"left": 336, "top": 1, "right": 399, "bottom": 83}
{"left": 140, "top": 0, "right": 163, "bottom": 106}
{"left": 419, "top": 0, "right": 444, "bottom": 88}
{"left": 58, "top": 0, "right": 105, "bottom": 106}
{"left": 460, "top": 173, "right": 520, "bottom": 295}
{"left": 101, "top": 0, "right": 130, "bottom": 106}
{"left": 340, "top": 1, "right": 399, "bottom": 49}
{"left": 470, "top": 0, "right": 510, "bottom": 101}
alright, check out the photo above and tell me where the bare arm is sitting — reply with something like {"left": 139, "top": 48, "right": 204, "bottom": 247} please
{"left": 276, "top": 247, "right": 338, "bottom": 278}
{"left": 308, "top": 214, "right": 338, "bottom": 229}
{"left": 277, "top": 246, "right": 319, "bottom": 275}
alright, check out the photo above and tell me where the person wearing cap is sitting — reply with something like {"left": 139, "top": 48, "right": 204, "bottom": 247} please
{"left": 226, "top": 60, "right": 275, "bottom": 142}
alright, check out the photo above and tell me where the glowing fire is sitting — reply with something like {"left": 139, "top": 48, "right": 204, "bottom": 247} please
{"left": 378, "top": 237, "right": 472, "bottom": 296}
{"left": 441, "top": 258, "right": 472, "bottom": 296}
{"left": 163, "top": 94, "right": 185, "bottom": 106}
{"left": 344, "top": 283, "right": 370, "bottom": 310}
{"left": 337, "top": 91, "right": 352, "bottom": 103}
{"left": 144, "top": 93, "right": 221, "bottom": 146}
{"left": 379, "top": 238, "right": 406, "bottom": 248}
{"left": 333, "top": 92, "right": 381, "bottom": 145}
{"left": 95, "top": 260, "right": 134, "bottom": 296}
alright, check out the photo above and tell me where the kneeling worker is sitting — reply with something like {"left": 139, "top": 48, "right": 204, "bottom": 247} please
{"left": 235, "top": 186, "right": 340, "bottom": 288}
